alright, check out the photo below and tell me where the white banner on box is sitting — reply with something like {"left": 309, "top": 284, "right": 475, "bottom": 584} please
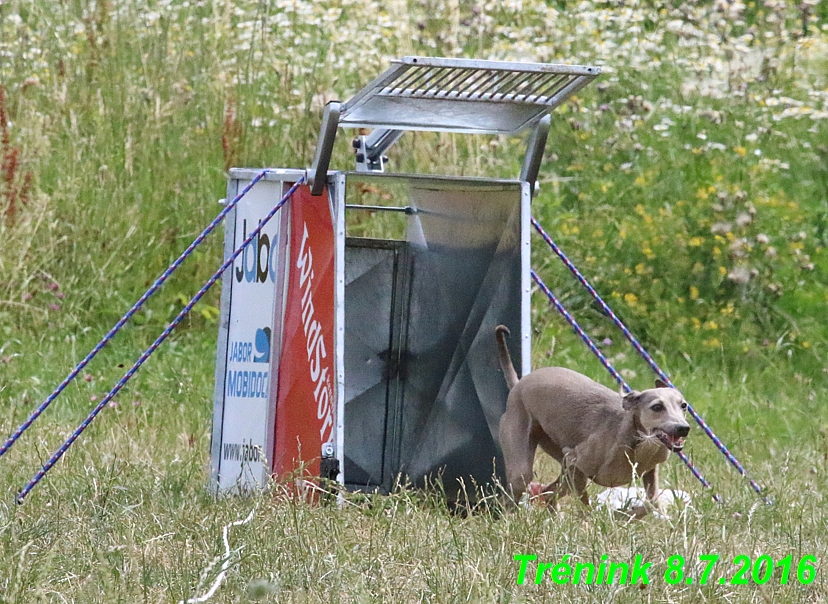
{"left": 216, "top": 178, "right": 288, "bottom": 491}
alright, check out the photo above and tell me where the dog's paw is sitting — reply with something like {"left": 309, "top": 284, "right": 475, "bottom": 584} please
{"left": 518, "top": 482, "right": 546, "bottom": 508}
{"left": 528, "top": 481, "right": 544, "bottom": 499}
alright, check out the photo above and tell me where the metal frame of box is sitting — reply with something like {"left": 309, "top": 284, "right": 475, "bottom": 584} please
{"left": 210, "top": 56, "right": 600, "bottom": 497}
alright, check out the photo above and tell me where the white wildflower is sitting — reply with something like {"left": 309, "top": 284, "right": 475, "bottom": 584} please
{"left": 727, "top": 266, "right": 752, "bottom": 284}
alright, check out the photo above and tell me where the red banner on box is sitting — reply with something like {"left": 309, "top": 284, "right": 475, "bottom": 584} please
{"left": 272, "top": 185, "right": 336, "bottom": 480}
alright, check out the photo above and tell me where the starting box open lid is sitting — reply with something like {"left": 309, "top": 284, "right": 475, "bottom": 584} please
{"left": 340, "top": 56, "right": 601, "bottom": 135}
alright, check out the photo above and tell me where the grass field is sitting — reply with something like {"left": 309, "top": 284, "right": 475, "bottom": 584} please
{"left": 1, "top": 0, "right": 828, "bottom": 601}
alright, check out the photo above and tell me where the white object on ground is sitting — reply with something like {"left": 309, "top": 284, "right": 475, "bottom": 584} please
{"left": 518, "top": 482, "right": 690, "bottom": 517}
{"left": 595, "top": 486, "right": 691, "bottom": 518}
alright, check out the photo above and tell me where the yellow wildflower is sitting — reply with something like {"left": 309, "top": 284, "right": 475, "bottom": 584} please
{"left": 690, "top": 286, "right": 699, "bottom": 301}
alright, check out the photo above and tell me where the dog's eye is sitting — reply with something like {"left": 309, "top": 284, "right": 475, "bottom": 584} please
{"left": 651, "top": 403, "right": 664, "bottom": 412}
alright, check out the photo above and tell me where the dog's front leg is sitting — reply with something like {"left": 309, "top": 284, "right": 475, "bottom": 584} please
{"left": 643, "top": 467, "right": 658, "bottom": 502}
{"left": 638, "top": 468, "right": 667, "bottom": 517}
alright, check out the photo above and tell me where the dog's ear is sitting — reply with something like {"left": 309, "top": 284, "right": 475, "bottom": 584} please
{"left": 622, "top": 390, "right": 642, "bottom": 410}
{"left": 655, "top": 378, "right": 670, "bottom": 389}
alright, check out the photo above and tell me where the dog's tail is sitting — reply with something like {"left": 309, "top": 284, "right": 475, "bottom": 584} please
{"left": 495, "top": 325, "right": 520, "bottom": 390}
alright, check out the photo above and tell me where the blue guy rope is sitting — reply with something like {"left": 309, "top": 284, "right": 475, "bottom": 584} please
{"left": 16, "top": 178, "right": 304, "bottom": 503}
{"left": 531, "top": 217, "right": 768, "bottom": 502}
{"left": 0, "top": 169, "right": 271, "bottom": 462}
{"left": 530, "top": 269, "right": 721, "bottom": 503}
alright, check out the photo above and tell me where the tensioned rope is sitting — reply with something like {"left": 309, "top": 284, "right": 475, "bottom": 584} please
{"left": 531, "top": 217, "right": 767, "bottom": 501}
{"left": 17, "top": 178, "right": 304, "bottom": 503}
{"left": 530, "top": 269, "right": 721, "bottom": 502}
{"left": 0, "top": 169, "right": 272, "bottom": 462}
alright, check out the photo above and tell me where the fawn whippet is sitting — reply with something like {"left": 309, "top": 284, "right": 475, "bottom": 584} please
{"left": 495, "top": 325, "right": 690, "bottom": 511}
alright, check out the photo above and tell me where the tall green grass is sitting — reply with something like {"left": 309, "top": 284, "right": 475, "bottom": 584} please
{"left": 0, "top": 0, "right": 827, "bottom": 601}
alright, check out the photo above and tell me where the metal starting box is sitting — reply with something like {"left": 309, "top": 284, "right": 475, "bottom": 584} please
{"left": 210, "top": 57, "right": 600, "bottom": 497}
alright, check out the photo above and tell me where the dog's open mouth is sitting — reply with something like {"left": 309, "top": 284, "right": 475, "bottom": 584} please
{"left": 655, "top": 431, "right": 686, "bottom": 452}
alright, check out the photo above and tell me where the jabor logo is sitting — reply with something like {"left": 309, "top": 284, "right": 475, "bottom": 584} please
{"left": 227, "top": 327, "right": 271, "bottom": 364}
{"left": 235, "top": 219, "right": 279, "bottom": 284}
{"left": 254, "top": 327, "right": 271, "bottom": 363}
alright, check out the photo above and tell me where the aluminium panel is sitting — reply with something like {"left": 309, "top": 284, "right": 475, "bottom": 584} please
{"left": 396, "top": 184, "right": 522, "bottom": 496}
{"left": 341, "top": 173, "right": 524, "bottom": 497}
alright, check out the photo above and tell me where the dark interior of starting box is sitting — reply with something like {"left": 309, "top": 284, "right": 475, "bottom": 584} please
{"left": 342, "top": 174, "right": 523, "bottom": 497}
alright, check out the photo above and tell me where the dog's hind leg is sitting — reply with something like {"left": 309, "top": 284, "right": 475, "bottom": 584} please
{"left": 540, "top": 464, "right": 589, "bottom": 509}
{"left": 499, "top": 401, "right": 537, "bottom": 505}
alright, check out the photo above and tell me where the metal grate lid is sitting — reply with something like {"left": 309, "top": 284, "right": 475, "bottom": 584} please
{"left": 341, "top": 56, "right": 600, "bottom": 134}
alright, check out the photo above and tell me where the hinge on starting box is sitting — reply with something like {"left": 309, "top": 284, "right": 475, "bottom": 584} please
{"left": 320, "top": 443, "right": 339, "bottom": 482}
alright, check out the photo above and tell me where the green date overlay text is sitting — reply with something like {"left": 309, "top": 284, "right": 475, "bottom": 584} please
{"left": 515, "top": 553, "right": 818, "bottom": 586}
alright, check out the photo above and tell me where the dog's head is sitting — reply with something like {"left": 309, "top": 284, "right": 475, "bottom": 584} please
{"left": 622, "top": 379, "right": 690, "bottom": 452}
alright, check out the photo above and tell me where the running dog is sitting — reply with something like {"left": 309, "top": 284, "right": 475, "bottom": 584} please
{"left": 495, "top": 325, "right": 690, "bottom": 512}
